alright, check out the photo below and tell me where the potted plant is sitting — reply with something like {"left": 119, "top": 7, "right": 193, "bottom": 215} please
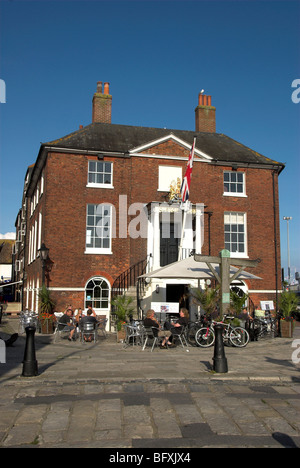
{"left": 38, "top": 285, "right": 56, "bottom": 334}
{"left": 191, "top": 286, "right": 220, "bottom": 318}
{"left": 278, "top": 290, "right": 298, "bottom": 338}
{"left": 230, "top": 290, "right": 248, "bottom": 315}
{"left": 228, "top": 290, "right": 249, "bottom": 326}
{"left": 111, "top": 294, "right": 135, "bottom": 341}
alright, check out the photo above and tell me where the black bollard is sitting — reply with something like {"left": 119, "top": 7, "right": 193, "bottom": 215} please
{"left": 22, "top": 326, "right": 38, "bottom": 377}
{"left": 212, "top": 323, "right": 228, "bottom": 373}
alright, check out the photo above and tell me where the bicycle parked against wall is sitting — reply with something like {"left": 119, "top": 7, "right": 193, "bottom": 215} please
{"left": 195, "top": 315, "right": 250, "bottom": 348}
{"left": 250, "top": 313, "right": 279, "bottom": 341}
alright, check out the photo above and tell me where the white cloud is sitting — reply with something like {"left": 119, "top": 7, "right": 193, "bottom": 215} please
{"left": 0, "top": 232, "right": 16, "bottom": 240}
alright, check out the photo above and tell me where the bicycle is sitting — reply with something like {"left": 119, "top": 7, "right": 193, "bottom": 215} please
{"left": 195, "top": 315, "right": 250, "bottom": 348}
{"left": 185, "top": 315, "right": 211, "bottom": 346}
{"left": 250, "top": 314, "right": 279, "bottom": 341}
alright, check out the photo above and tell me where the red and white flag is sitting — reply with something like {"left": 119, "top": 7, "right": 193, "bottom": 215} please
{"left": 180, "top": 138, "right": 196, "bottom": 203}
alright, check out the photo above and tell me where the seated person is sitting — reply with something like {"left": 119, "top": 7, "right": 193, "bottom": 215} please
{"left": 166, "top": 308, "right": 189, "bottom": 331}
{"left": 143, "top": 309, "right": 173, "bottom": 348}
{"left": 172, "top": 308, "right": 189, "bottom": 328}
{"left": 75, "top": 308, "right": 85, "bottom": 324}
{"left": 58, "top": 309, "right": 76, "bottom": 341}
{"left": 238, "top": 307, "right": 253, "bottom": 322}
{"left": 80, "top": 309, "right": 98, "bottom": 342}
{"left": 86, "top": 305, "right": 97, "bottom": 317}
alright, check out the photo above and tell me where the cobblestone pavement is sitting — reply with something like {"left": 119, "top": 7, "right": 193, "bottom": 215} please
{"left": 0, "top": 319, "right": 299, "bottom": 449}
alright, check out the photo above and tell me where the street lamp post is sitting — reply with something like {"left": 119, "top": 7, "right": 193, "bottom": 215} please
{"left": 38, "top": 243, "right": 49, "bottom": 286}
{"left": 283, "top": 217, "right": 292, "bottom": 284}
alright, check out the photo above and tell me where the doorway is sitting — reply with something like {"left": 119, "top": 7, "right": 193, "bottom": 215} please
{"left": 160, "top": 222, "right": 179, "bottom": 267}
{"left": 166, "top": 284, "right": 189, "bottom": 309}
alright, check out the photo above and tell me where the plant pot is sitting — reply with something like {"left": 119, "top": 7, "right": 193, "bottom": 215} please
{"left": 280, "top": 319, "right": 294, "bottom": 338}
{"left": 117, "top": 326, "right": 126, "bottom": 342}
{"left": 40, "top": 321, "right": 54, "bottom": 334}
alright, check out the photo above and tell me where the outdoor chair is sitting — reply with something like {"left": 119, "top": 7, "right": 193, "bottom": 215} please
{"left": 97, "top": 318, "right": 108, "bottom": 338}
{"left": 53, "top": 321, "right": 74, "bottom": 342}
{"left": 123, "top": 324, "right": 143, "bottom": 348}
{"left": 142, "top": 326, "right": 160, "bottom": 352}
{"left": 81, "top": 322, "right": 97, "bottom": 343}
{"left": 171, "top": 325, "right": 188, "bottom": 348}
{"left": 19, "top": 311, "right": 39, "bottom": 334}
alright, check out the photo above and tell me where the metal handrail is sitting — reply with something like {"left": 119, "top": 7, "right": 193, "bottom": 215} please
{"left": 111, "top": 256, "right": 150, "bottom": 319}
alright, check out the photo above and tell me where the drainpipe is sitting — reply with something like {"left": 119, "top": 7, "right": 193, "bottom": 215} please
{"left": 272, "top": 170, "right": 279, "bottom": 314}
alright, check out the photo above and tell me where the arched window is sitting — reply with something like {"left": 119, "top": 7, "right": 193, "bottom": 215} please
{"left": 85, "top": 277, "right": 110, "bottom": 310}
{"left": 230, "top": 280, "right": 248, "bottom": 297}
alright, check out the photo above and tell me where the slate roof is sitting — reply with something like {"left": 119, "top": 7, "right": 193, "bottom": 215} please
{"left": 46, "top": 122, "right": 284, "bottom": 168}
{"left": 0, "top": 240, "right": 14, "bottom": 265}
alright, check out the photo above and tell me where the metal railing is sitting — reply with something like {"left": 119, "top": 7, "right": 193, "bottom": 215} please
{"left": 111, "top": 256, "right": 150, "bottom": 319}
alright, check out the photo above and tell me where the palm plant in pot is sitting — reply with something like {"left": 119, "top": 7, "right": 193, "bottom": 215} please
{"left": 228, "top": 290, "right": 249, "bottom": 327}
{"left": 191, "top": 286, "right": 220, "bottom": 319}
{"left": 38, "top": 285, "right": 56, "bottom": 334}
{"left": 278, "top": 290, "right": 298, "bottom": 338}
{"left": 111, "top": 294, "right": 135, "bottom": 341}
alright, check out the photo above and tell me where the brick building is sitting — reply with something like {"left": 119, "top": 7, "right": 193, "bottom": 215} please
{"left": 17, "top": 82, "right": 284, "bottom": 327}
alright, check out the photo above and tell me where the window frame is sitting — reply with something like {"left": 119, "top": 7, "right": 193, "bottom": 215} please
{"left": 224, "top": 212, "right": 248, "bottom": 258}
{"left": 87, "top": 160, "right": 114, "bottom": 189}
{"left": 223, "top": 171, "right": 246, "bottom": 197}
{"left": 85, "top": 203, "right": 113, "bottom": 254}
{"left": 85, "top": 277, "right": 110, "bottom": 310}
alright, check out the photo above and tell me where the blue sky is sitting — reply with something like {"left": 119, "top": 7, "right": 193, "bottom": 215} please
{"left": 0, "top": 0, "right": 299, "bottom": 279}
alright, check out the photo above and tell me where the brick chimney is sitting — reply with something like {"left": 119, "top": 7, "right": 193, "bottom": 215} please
{"left": 195, "top": 93, "right": 216, "bottom": 133}
{"left": 92, "top": 81, "right": 112, "bottom": 123}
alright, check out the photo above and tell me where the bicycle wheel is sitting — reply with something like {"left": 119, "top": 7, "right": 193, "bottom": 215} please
{"left": 229, "top": 327, "right": 249, "bottom": 347}
{"left": 195, "top": 327, "right": 215, "bottom": 347}
{"left": 186, "top": 323, "right": 200, "bottom": 346}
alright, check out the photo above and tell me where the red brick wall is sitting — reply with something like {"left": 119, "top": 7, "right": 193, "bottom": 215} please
{"left": 92, "top": 94, "right": 112, "bottom": 123}
{"left": 195, "top": 106, "right": 216, "bottom": 133}
{"left": 44, "top": 152, "right": 130, "bottom": 285}
{"left": 24, "top": 139, "right": 282, "bottom": 311}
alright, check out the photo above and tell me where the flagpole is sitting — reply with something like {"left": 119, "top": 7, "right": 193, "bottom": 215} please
{"left": 178, "top": 137, "right": 196, "bottom": 261}
{"left": 178, "top": 201, "right": 189, "bottom": 261}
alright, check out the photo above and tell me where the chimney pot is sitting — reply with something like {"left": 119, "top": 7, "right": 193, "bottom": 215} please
{"left": 104, "top": 82, "right": 110, "bottom": 94}
{"left": 97, "top": 81, "right": 103, "bottom": 93}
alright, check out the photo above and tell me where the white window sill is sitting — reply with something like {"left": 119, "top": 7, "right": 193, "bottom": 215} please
{"left": 86, "top": 183, "right": 114, "bottom": 189}
{"left": 223, "top": 192, "right": 247, "bottom": 198}
{"left": 229, "top": 253, "right": 249, "bottom": 259}
{"left": 85, "top": 249, "right": 112, "bottom": 255}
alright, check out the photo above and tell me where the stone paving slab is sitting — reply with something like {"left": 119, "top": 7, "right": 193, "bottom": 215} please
{"left": 0, "top": 319, "right": 299, "bottom": 448}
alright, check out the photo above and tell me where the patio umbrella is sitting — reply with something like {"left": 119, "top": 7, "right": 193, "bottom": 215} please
{"left": 139, "top": 256, "right": 262, "bottom": 281}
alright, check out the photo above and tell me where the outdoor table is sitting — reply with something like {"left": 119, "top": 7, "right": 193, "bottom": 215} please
{"left": 154, "top": 312, "right": 179, "bottom": 325}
